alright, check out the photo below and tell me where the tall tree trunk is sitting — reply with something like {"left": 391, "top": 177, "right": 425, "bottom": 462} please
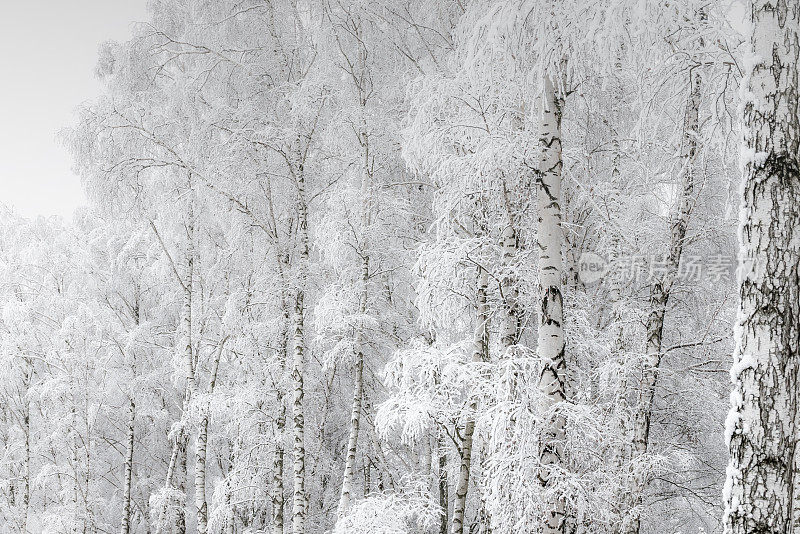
{"left": 338, "top": 55, "right": 373, "bottom": 516}
{"left": 196, "top": 337, "right": 228, "bottom": 534}
{"left": 120, "top": 400, "right": 135, "bottom": 534}
{"left": 155, "top": 391, "right": 189, "bottom": 534}
{"left": 450, "top": 268, "right": 489, "bottom": 534}
{"left": 181, "top": 196, "right": 208, "bottom": 534}
{"left": 338, "top": 224, "right": 370, "bottom": 516}
{"left": 500, "top": 105, "right": 523, "bottom": 355}
{"left": 438, "top": 426, "right": 448, "bottom": 534}
{"left": 183, "top": 206, "right": 198, "bottom": 399}
{"left": 476, "top": 446, "right": 491, "bottom": 534}
{"left": 607, "top": 58, "right": 631, "bottom": 489}
{"left": 195, "top": 413, "right": 210, "bottom": 534}
{"left": 22, "top": 362, "right": 31, "bottom": 534}
{"left": 624, "top": 54, "right": 702, "bottom": 534}
{"left": 157, "top": 425, "right": 180, "bottom": 534}
{"left": 433, "top": 366, "right": 449, "bottom": 534}
{"left": 338, "top": 347, "right": 364, "bottom": 515}
{"left": 291, "top": 168, "right": 309, "bottom": 534}
{"left": 499, "top": 224, "right": 520, "bottom": 351}
{"left": 121, "top": 300, "right": 140, "bottom": 534}
{"left": 177, "top": 435, "right": 188, "bottom": 534}
{"left": 270, "top": 201, "right": 290, "bottom": 534}
{"left": 724, "top": 2, "right": 800, "bottom": 532}
{"left": 535, "top": 75, "right": 566, "bottom": 534}
{"left": 226, "top": 487, "right": 235, "bottom": 534}
{"left": 156, "top": 202, "right": 195, "bottom": 534}
{"left": 272, "top": 401, "right": 286, "bottom": 534}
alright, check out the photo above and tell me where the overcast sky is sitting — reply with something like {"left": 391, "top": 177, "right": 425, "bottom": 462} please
{"left": 0, "top": 1, "right": 148, "bottom": 219}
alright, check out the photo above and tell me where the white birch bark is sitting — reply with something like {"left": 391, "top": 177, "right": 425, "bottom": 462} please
{"left": 337, "top": 341, "right": 364, "bottom": 515}
{"left": 269, "top": 179, "right": 289, "bottom": 534}
{"left": 183, "top": 207, "right": 197, "bottom": 399}
{"left": 535, "top": 75, "right": 566, "bottom": 534}
{"left": 194, "top": 403, "right": 210, "bottom": 534}
{"left": 499, "top": 223, "right": 520, "bottom": 351}
{"left": 450, "top": 268, "right": 489, "bottom": 534}
{"left": 120, "top": 299, "right": 140, "bottom": 534}
{"left": 434, "top": 370, "right": 449, "bottom": 534}
{"left": 500, "top": 107, "right": 523, "bottom": 354}
{"left": 21, "top": 361, "right": 31, "bottom": 534}
{"left": 120, "top": 399, "right": 135, "bottom": 534}
{"left": 438, "top": 437, "right": 449, "bottom": 534}
{"left": 723, "top": 2, "right": 800, "bottom": 532}
{"left": 272, "top": 400, "right": 286, "bottom": 534}
{"left": 195, "top": 337, "right": 227, "bottom": 534}
{"left": 177, "top": 435, "right": 188, "bottom": 534}
{"left": 291, "top": 166, "right": 309, "bottom": 534}
{"left": 180, "top": 201, "right": 209, "bottom": 534}
{"left": 338, "top": 90, "right": 372, "bottom": 516}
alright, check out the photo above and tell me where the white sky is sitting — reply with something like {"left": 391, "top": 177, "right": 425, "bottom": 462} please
{"left": 0, "top": 0, "right": 148, "bottom": 219}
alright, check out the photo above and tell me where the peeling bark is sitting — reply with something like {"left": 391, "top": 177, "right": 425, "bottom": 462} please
{"left": 291, "top": 166, "right": 309, "bottom": 534}
{"left": 535, "top": 75, "right": 566, "bottom": 534}
{"left": 272, "top": 397, "right": 286, "bottom": 534}
{"left": 724, "top": 1, "right": 800, "bottom": 532}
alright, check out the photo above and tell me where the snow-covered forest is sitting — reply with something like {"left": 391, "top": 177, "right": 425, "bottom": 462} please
{"left": 1, "top": 0, "right": 797, "bottom": 533}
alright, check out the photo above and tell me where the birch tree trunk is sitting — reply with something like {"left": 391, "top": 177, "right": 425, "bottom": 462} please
{"left": 120, "top": 400, "right": 135, "bottom": 534}
{"left": 608, "top": 120, "right": 633, "bottom": 534}
{"left": 272, "top": 298, "right": 288, "bottom": 534}
{"left": 433, "top": 367, "right": 448, "bottom": 534}
{"left": 22, "top": 361, "right": 31, "bottom": 534}
{"left": 338, "top": 105, "right": 372, "bottom": 516}
{"left": 183, "top": 207, "right": 197, "bottom": 399}
{"left": 195, "top": 337, "right": 227, "bottom": 534}
{"left": 177, "top": 436, "right": 188, "bottom": 534}
{"left": 225, "top": 488, "right": 235, "bottom": 534}
{"left": 450, "top": 268, "right": 489, "bottom": 534}
{"left": 534, "top": 75, "right": 566, "bottom": 534}
{"left": 338, "top": 343, "right": 364, "bottom": 515}
{"left": 181, "top": 202, "right": 207, "bottom": 534}
{"left": 724, "top": 2, "right": 800, "bottom": 532}
{"left": 291, "top": 167, "right": 309, "bottom": 534}
{"left": 120, "top": 299, "right": 140, "bottom": 534}
{"left": 272, "top": 400, "right": 286, "bottom": 534}
{"left": 270, "top": 187, "right": 290, "bottom": 534}
{"left": 156, "top": 204, "right": 195, "bottom": 534}
{"left": 500, "top": 106, "right": 523, "bottom": 354}
{"left": 623, "top": 55, "right": 702, "bottom": 534}
{"left": 438, "top": 427, "right": 448, "bottom": 534}
{"left": 338, "top": 258, "right": 368, "bottom": 516}
{"left": 499, "top": 224, "right": 520, "bottom": 350}
{"left": 195, "top": 410, "right": 209, "bottom": 534}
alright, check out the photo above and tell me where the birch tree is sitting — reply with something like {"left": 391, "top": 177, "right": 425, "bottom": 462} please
{"left": 0, "top": 1, "right": 755, "bottom": 533}
{"left": 723, "top": 1, "right": 800, "bottom": 532}
{"left": 534, "top": 74, "right": 567, "bottom": 534}
{"left": 623, "top": 17, "right": 705, "bottom": 532}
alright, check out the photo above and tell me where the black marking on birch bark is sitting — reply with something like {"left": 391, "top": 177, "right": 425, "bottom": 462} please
{"left": 725, "top": 2, "right": 800, "bottom": 532}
